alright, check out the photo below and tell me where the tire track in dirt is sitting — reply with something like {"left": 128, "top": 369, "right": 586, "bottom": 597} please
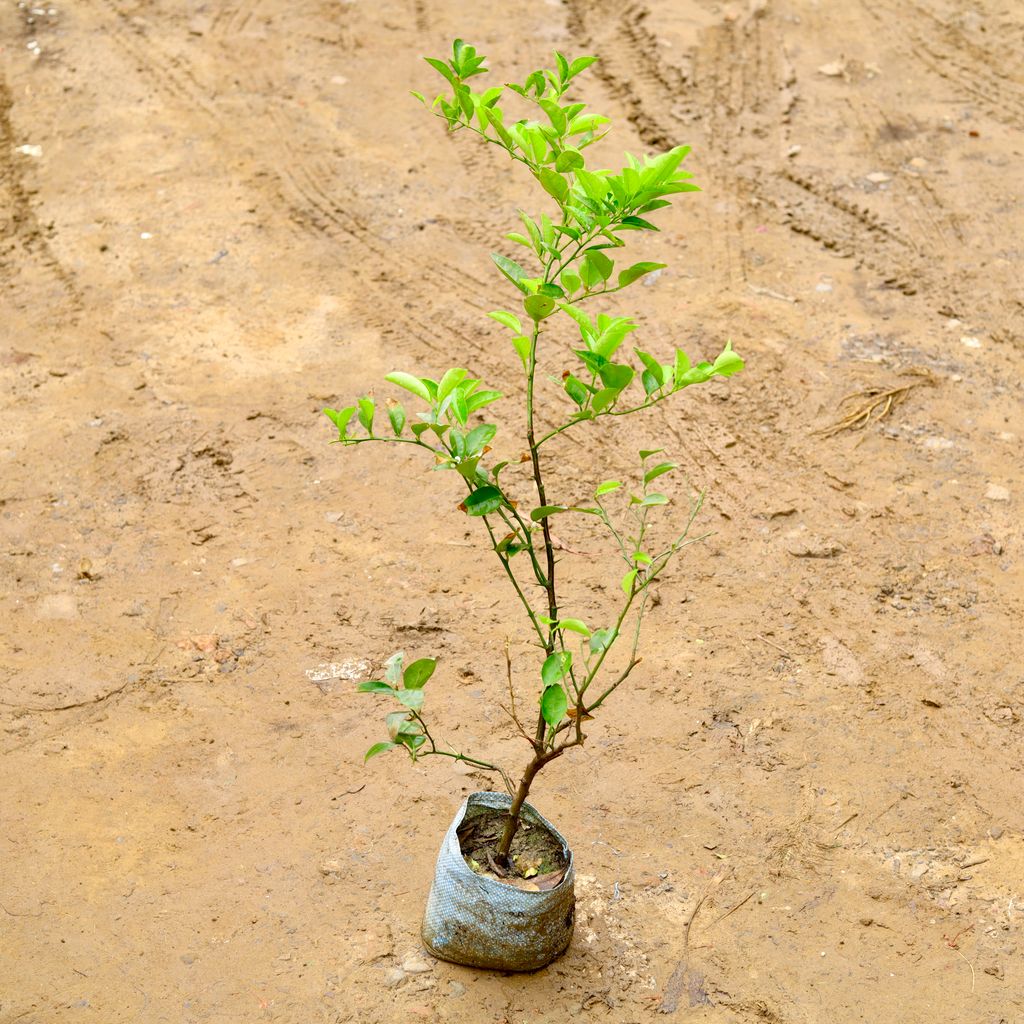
{"left": 861, "top": 0, "right": 1024, "bottom": 129}
{"left": 75, "top": 0, "right": 508, "bottom": 382}
{"left": 79, "top": 0, "right": 221, "bottom": 120}
{"left": 210, "top": 0, "right": 266, "bottom": 39}
{"left": 564, "top": 2, "right": 968, "bottom": 304}
{"left": 773, "top": 169, "right": 923, "bottom": 295}
{"left": 253, "top": 94, "right": 502, "bottom": 374}
{"left": 565, "top": 1, "right": 687, "bottom": 152}
{"left": 0, "top": 77, "right": 80, "bottom": 309}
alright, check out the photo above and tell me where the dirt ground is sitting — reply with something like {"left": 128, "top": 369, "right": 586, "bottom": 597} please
{"left": 2, "top": 0, "right": 1023, "bottom": 1020}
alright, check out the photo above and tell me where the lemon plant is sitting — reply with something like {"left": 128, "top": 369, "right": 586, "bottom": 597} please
{"left": 324, "top": 40, "right": 743, "bottom": 866}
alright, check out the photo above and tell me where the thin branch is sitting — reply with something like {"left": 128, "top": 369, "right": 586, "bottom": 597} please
{"left": 410, "top": 709, "right": 514, "bottom": 796}
{"left": 500, "top": 641, "right": 536, "bottom": 748}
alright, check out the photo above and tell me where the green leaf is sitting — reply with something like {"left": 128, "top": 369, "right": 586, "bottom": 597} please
{"left": 561, "top": 270, "right": 581, "bottom": 294}
{"left": 437, "top": 367, "right": 468, "bottom": 403}
{"left": 564, "top": 374, "right": 588, "bottom": 407}
{"left": 589, "top": 628, "right": 616, "bottom": 653}
{"left": 559, "top": 302, "right": 594, "bottom": 339}
{"left": 555, "top": 149, "right": 584, "bottom": 172}
{"left": 518, "top": 210, "right": 544, "bottom": 254}
{"left": 640, "top": 493, "right": 669, "bottom": 507}
{"left": 465, "top": 424, "right": 496, "bottom": 452}
{"left": 537, "top": 167, "right": 569, "bottom": 201}
{"left": 449, "top": 389, "right": 469, "bottom": 425}
{"left": 591, "top": 387, "right": 619, "bottom": 413}
{"left": 323, "top": 405, "right": 356, "bottom": 439}
{"left": 531, "top": 505, "right": 566, "bottom": 521}
{"left": 554, "top": 50, "right": 570, "bottom": 83}
{"left": 538, "top": 98, "right": 567, "bottom": 135}
{"left": 568, "top": 55, "right": 599, "bottom": 80}
{"left": 639, "top": 448, "right": 665, "bottom": 460}
{"left": 464, "top": 485, "right": 503, "bottom": 516}
{"left": 387, "top": 403, "right": 406, "bottom": 436}
{"left": 598, "top": 362, "right": 634, "bottom": 390}
{"left": 364, "top": 741, "right": 397, "bottom": 763}
{"left": 396, "top": 689, "right": 425, "bottom": 710}
{"left": 385, "top": 372, "right": 431, "bottom": 402}
{"left": 357, "top": 397, "right": 375, "bottom": 434}
{"left": 635, "top": 349, "right": 666, "bottom": 387}
{"left": 618, "top": 261, "right": 667, "bottom": 287}
{"left": 712, "top": 340, "right": 745, "bottom": 377}
{"left": 541, "top": 683, "right": 568, "bottom": 728}
{"left": 558, "top": 618, "right": 590, "bottom": 637}
{"left": 673, "top": 349, "right": 691, "bottom": 386}
{"left": 592, "top": 317, "right": 637, "bottom": 359}
{"left": 491, "top": 253, "right": 529, "bottom": 294}
{"left": 541, "top": 651, "right": 572, "bottom": 686}
{"left": 384, "top": 651, "right": 404, "bottom": 684}
{"left": 465, "top": 389, "right": 503, "bottom": 413}
{"left": 643, "top": 461, "right": 677, "bottom": 484}
{"left": 424, "top": 56, "right": 455, "bottom": 85}
{"left": 583, "top": 249, "right": 614, "bottom": 283}
{"left": 386, "top": 711, "right": 420, "bottom": 740}
{"left": 618, "top": 215, "right": 659, "bottom": 231}
{"left": 356, "top": 680, "right": 395, "bottom": 695}
{"left": 524, "top": 294, "right": 556, "bottom": 321}
{"left": 489, "top": 310, "right": 522, "bottom": 334}
{"left": 511, "top": 334, "right": 531, "bottom": 367}
{"left": 404, "top": 657, "right": 436, "bottom": 689}
{"left": 506, "top": 231, "right": 532, "bottom": 248}
{"left": 575, "top": 167, "right": 609, "bottom": 202}
{"left": 411, "top": 91, "right": 427, "bottom": 104}
{"left": 568, "top": 113, "right": 610, "bottom": 136}
{"left": 400, "top": 733, "right": 428, "bottom": 757}
{"left": 595, "top": 480, "right": 622, "bottom": 496}
{"left": 621, "top": 569, "right": 638, "bottom": 595}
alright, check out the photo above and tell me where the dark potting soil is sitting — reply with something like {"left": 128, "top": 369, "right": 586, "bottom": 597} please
{"left": 457, "top": 807, "right": 568, "bottom": 891}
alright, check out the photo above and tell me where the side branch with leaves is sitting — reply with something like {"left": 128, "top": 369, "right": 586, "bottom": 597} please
{"left": 324, "top": 39, "right": 744, "bottom": 864}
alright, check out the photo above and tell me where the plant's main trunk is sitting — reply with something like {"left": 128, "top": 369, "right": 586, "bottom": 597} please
{"left": 495, "top": 756, "right": 544, "bottom": 864}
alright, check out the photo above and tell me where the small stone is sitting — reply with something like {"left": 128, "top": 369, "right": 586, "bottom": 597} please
{"left": 985, "top": 484, "right": 1010, "bottom": 502}
{"left": 960, "top": 335, "right": 982, "bottom": 349}
{"left": 787, "top": 144, "right": 802, "bottom": 158}
{"left": 865, "top": 171, "right": 891, "bottom": 184}
{"left": 319, "top": 858, "right": 343, "bottom": 876}
{"left": 382, "top": 967, "right": 406, "bottom": 989}
{"left": 401, "top": 955, "right": 433, "bottom": 975}
{"left": 37, "top": 594, "right": 79, "bottom": 620}
{"left": 990, "top": 827, "right": 1004, "bottom": 840}
{"left": 818, "top": 60, "right": 845, "bottom": 77}
{"left": 447, "top": 981, "right": 466, "bottom": 998}
{"left": 907, "top": 157, "right": 928, "bottom": 169}
{"left": 786, "top": 537, "right": 844, "bottom": 559}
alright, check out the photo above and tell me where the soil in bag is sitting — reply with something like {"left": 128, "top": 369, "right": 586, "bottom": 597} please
{"left": 457, "top": 807, "right": 568, "bottom": 892}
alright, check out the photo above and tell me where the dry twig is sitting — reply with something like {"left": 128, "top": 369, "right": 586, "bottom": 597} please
{"left": 816, "top": 367, "right": 936, "bottom": 438}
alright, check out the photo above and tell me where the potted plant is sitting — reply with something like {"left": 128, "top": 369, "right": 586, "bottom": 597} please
{"left": 323, "top": 39, "right": 744, "bottom": 971}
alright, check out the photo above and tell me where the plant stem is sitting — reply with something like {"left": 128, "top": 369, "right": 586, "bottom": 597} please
{"left": 525, "top": 320, "right": 559, "bottom": 663}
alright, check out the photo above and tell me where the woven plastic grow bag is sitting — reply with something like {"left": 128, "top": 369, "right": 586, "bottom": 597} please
{"left": 421, "top": 791, "right": 575, "bottom": 971}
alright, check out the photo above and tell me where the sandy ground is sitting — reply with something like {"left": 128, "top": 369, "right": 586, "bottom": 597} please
{"left": 2, "top": 0, "right": 1023, "bottom": 1021}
